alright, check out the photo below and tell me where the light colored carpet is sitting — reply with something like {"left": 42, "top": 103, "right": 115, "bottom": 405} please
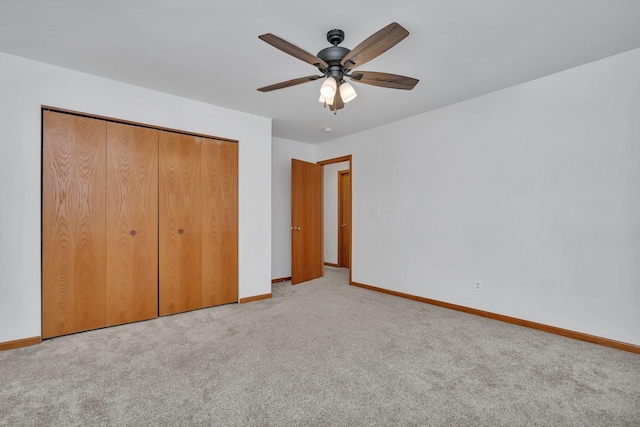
{"left": 1, "top": 267, "right": 639, "bottom": 426}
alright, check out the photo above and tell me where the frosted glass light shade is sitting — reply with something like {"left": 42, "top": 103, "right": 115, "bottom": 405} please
{"left": 319, "top": 94, "right": 334, "bottom": 105}
{"left": 320, "top": 77, "right": 337, "bottom": 98}
{"left": 340, "top": 82, "right": 357, "bottom": 103}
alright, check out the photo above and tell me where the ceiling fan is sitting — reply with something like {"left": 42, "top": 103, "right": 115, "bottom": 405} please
{"left": 257, "top": 22, "right": 419, "bottom": 114}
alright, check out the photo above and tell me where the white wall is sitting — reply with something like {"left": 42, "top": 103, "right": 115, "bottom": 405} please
{"left": 0, "top": 52, "right": 272, "bottom": 344}
{"left": 271, "top": 137, "right": 315, "bottom": 279}
{"left": 316, "top": 48, "right": 640, "bottom": 346}
{"left": 324, "top": 161, "right": 350, "bottom": 264}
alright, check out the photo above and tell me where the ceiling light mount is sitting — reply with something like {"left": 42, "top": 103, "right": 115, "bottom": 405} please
{"left": 326, "top": 29, "right": 345, "bottom": 46}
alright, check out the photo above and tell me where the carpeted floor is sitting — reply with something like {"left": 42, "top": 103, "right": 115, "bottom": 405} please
{"left": 1, "top": 267, "right": 639, "bottom": 426}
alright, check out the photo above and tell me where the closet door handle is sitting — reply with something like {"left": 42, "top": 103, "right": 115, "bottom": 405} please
{"left": 178, "top": 229, "right": 184, "bottom": 234}
{"left": 130, "top": 230, "right": 136, "bottom": 236}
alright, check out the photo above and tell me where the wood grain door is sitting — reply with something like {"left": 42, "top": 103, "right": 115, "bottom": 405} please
{"left": 291, "top": 159, "right": 323, "bottom": 285}
{"left": 338, "top": 170, "right": 351, "bottom": 268}
{"left": 105, "top": 122, "right": 158, "bottom": 326}
{"left": 159, "top": 131, "right": 202, "bottom": 315}
{"left": 201, "top": 138, "right": 238, "bottom": 307}
{"left": 42, "top": 111, "right": 107, "bottom": 338}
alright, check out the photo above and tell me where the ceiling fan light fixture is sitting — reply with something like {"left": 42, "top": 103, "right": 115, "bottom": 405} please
{"left": 320, "top": 77, "right": 337, "bottom": 98}
{"left": 257, "top": 23, "right": 418, "bottom": 114}
{"left": 340, "top": 82, "right": 357, "bottom": 103}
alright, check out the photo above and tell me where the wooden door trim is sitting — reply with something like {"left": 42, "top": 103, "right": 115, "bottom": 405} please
{"left": 41, "top": 106, "right": 238, "bottom": 144}
{"left": 317, "top": 155, "right": 351, "bottom": 165}
{"left": 337, "top": 170, "right": 350, "bottom": 268}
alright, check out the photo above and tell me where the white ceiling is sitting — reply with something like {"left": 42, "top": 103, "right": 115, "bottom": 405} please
{"left": 1, "top": 0, "right": 640, "bottom": 144}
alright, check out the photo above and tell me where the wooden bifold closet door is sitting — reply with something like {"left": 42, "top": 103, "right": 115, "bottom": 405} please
{"left": 43, "top": 111, "right": 107, "bottom": 338}
{"left": 159, "top": 132, "right": 238, "bottom": 316}
{"left": 43, "top": 112, "right": 159, "bottom": 338}
{"left": 43, "top": 110, "right": 238, "bottom": 338}
{"left": 158, "top": 132, "right": 203, "bottom": 315}
{"left": 201, "top": 138, "right": 238, "bottom": 307}
{"left": 105, "top": 122, "right": 158, "bottom": 326}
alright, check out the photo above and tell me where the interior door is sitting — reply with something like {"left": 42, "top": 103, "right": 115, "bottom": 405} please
{"left": 338, "top": 170, "right": 351, "bottom": 268}
{"left": 42, "top": 111, "right": 107, "bottom": 338}
{"left": 159, "top": 131, "right": 203, "bottom": 315}
{"left": 105, "top": 122, "right": 158, "bottom": 326}
{"left": 201, "top": 138, "right": 238, "bottom": 307}
{"left": 291, "top": 159, "right": 323, "bottom": 285}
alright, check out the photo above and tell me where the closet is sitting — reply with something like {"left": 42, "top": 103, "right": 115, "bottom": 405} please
{"left": 42, "top": 110, "right": 238, "bottom": 339}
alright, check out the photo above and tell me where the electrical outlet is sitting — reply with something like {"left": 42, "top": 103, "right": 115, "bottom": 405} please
{"left": 475, "top": 281, "right": 482, "bottom": 292}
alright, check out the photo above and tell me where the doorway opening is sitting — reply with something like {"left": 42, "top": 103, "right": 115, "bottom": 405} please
{"left": 318, "top": 155, "right": 352, "bottom": 283}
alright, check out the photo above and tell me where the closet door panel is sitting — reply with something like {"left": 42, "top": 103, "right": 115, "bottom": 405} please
{"left": 159, "top": 132, "right": 202, "bottom": 315}
{"left": 106, "top": 122, "right": 159, "bottom": 326}
{"left": 42, "top": 111, "right": 107, "bottom": 338}
{"left": 201, "top": 139, "right": 238, "bottom": 307}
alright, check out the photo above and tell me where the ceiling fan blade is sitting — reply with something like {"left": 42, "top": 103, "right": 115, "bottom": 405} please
{"left": 350, "top": 71, "right": 419, "bottom": 90}
{"left": 259, "top": 33, "right": 329, "bottom": 69}
{"left": 340, "top": 22, "right": 409, "bottom": 69}
{"left": 257, "top": 75, "right": 323, "bottom": 92}
{"left": 330, "top": 84, "right": 345, "bottom": 112}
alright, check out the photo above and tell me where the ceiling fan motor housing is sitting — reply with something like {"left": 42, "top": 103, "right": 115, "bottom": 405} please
{"left": 318, "top": 29, "right": 351, "bottom": 78}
